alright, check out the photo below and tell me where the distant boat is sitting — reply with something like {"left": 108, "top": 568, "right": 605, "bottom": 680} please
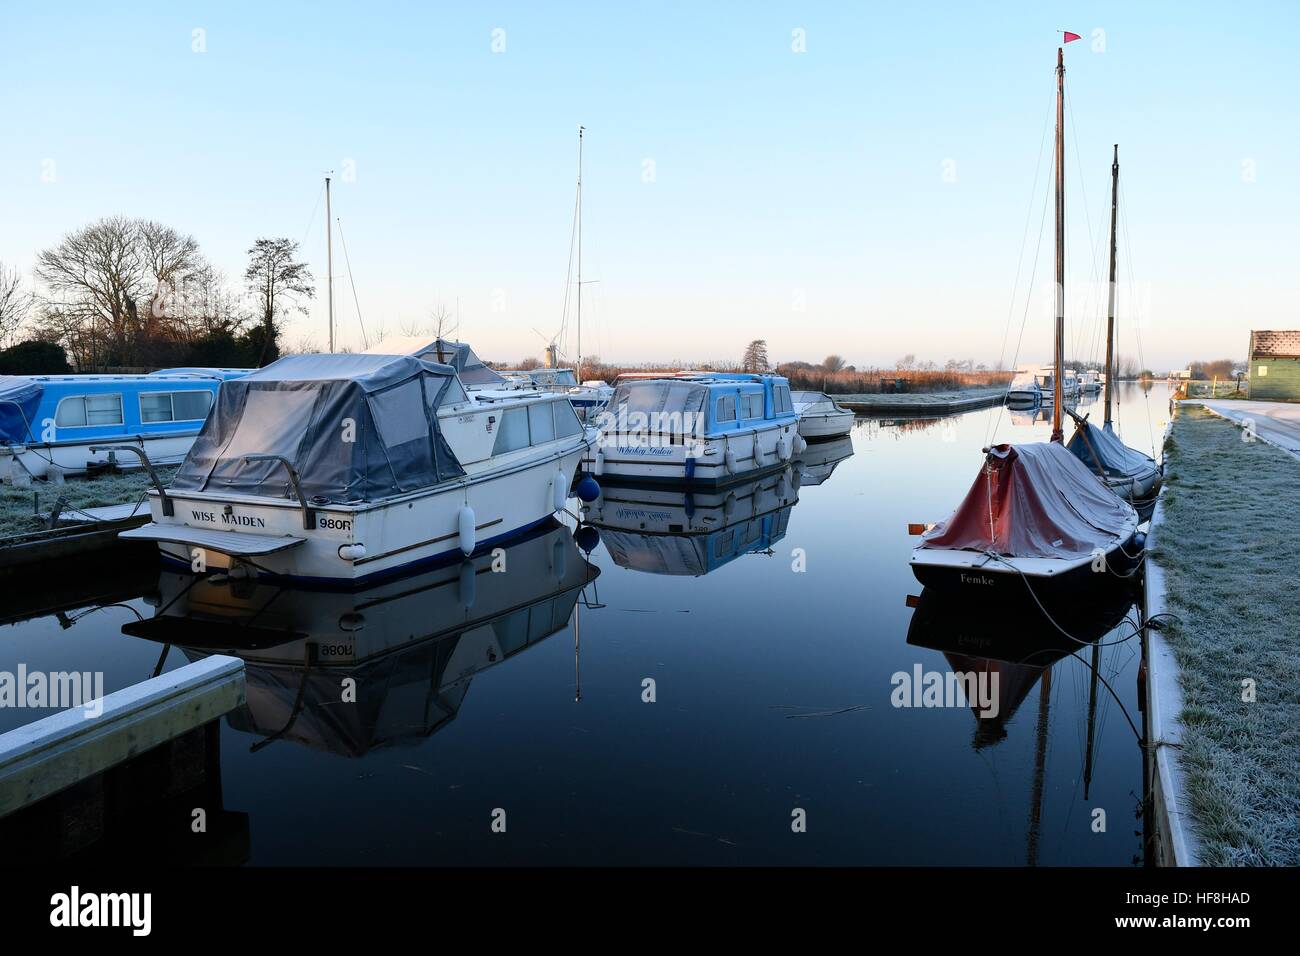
{"left": 584, "top": 372, "right": 803, "bottom": 486}
{"left": 791, "top": 390, "right": 854, "bottom": 441}
{"left": 0, "top": 368, "right": 251, "bottom": 481}
{"left": 910, "top": 45, "right": 1141, "bottom": 598}
{"left": 1006, "top": 367, "right": 1043, "bottom": 407}
{"left": 121, "top": 353, "right": 597, "bottom": 585}
{"left": 1065, "top": 145, "right": 1162, "bottom": 514}
{"left": 1079, "top": 369, "right": 1102, "bottom": 393}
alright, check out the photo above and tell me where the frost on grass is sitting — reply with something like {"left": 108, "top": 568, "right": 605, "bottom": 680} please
{"left": 837, "top": 387, "right": 1006, "bottom": 405}
{"left": 0, "top": 467, "right": 177, "bottom": 536}
{"left": 1156, "top": 404, "right": 1300, "bottom": 865}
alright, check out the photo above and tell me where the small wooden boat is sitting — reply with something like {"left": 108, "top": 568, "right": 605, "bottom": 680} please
{"left": 910, "top": 46, "right": 1141, "bottom": 600}
{"left": 1065, "top": 146, "right": 1162, "bottom": 514}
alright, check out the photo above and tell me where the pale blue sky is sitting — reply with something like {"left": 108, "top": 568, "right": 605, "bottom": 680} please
{"left": 1, "top": 1, "right": 1296, "bottom": 370}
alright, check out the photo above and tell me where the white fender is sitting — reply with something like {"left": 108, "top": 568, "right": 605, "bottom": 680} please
{"left": 458, "top": 504, "right": 476, "bottom": 556}
{"left": 458, "top": 559, "right": 476, "bottom": 609}
{"left": 724, "top": 445, "right": 738, "bottom": 474}
{"left": 794, "top": 434, "right": 807, "bottom": 455}
{"left": 552, "top": 470, "right": 567, "bottom": 512}
{"left": 593, "top": 447, "right": 605, "bottom": 477}
{"left": 723, "top": 492, "right": 737, "bottom": 521}
{"left": 777, "top": 436, "right": 792, "bottom": 461}
{"left": 551, "top": 536, "right": 567, "bottom": 580}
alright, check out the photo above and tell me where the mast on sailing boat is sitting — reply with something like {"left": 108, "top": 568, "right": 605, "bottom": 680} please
{"left": 576, "top": 125, "right": 584, "bottom": 385}
{"left": 1051, "top": 47, "right": 1065, "bottom": 443}
{"left": 1103, "top": 145, "right": 1119, "bottom": 427}
{"left": 326, "top": 174, "right": 335, "bottom": 353}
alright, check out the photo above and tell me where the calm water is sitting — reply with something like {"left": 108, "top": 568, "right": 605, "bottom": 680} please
{"left": 0, "top": 383, "right": 1172, "bottom": 866}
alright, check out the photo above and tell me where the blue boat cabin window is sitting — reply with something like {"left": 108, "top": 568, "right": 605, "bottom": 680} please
{"left": 774, "top": 385, "right": 793, "bottom": 414}
{"left": 716, "top": 396, "right": 736, "bottom": 422}
{"left": 140, "top": 390, "right": 213, "bottom": 423}
{"left": 55, "top": 394, "right": 123, "bottom": 427}
{"left": 740, "top": 393, "right": 763, "bottom": 420}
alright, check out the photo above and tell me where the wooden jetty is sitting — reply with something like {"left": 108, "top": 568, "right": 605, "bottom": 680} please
{"left": 0, "top": 655, "right": 245, "bottom": 819}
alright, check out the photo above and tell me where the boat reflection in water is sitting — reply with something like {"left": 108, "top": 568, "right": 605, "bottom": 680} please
{"left": 905, "top": 583, "right": 1137, "bottom": 751}
{"left": 794, "top": 434, "right": 854, "bottom": 487}
{"left": 906, "top": 583, "right": 1140, "bottom": 865}
{"left": 580, "top": 468, "right": 799, "bottom": 576}
{"left": 122, "top": 520, "right": 597, "bottom": 756}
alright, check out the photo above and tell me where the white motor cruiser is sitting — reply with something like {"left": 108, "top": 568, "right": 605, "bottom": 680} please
{"left": 120, "top": 353, "right": 597, "bottom": 586}
{"left": 791, "top": 390, "right": 855, "bottom": 441}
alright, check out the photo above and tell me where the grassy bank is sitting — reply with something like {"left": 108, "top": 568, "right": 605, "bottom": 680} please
{"left": 1155, "top": 403, "right": 1300, "bottom": 864}
{"left": 0, "top": 467, "right": 175, "bottom": 537}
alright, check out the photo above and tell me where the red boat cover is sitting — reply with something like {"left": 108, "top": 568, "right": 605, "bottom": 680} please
{"left": 920, "top": 442, "right": 1135, "bottom": 559}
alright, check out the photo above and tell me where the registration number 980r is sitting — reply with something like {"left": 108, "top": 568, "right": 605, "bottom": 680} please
{"left": 317, "top": 516, "right": 353, "bottom": 532}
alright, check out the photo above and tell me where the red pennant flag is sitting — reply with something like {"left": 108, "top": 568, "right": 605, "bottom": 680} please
{"left": 1063, "top": 31, "right": 1082, "bottom": 43}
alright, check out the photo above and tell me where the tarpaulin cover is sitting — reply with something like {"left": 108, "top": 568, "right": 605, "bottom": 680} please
{"left": 170, "top": 353, "right": 465, "bottom": 503}
{"left": 0, "top": 377, "right": 42, "bottom": 443}
{"left": 365, "top": 336, "right": 505, "bottom": 387}
{"left": 920, "top": 442, "right": 1135, "bottom": 559}
{"left": 1067, "top": 420, "right": 1159, "bottom": 481}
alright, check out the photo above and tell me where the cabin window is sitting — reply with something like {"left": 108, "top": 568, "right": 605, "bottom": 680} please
{"left": 740, "top": 393, "right": 763, "bottom": 420}
{"left": 554, "top": 400, "right": 583, "bottom": 438}
{"left": 493, "top": 407, "right": 531, "bottom": 454}
{"left": 528, "top": 401, "right": 556, "bottom": 443}
{"left": 774, "top": 385, "right": 793, "bottom": 414}
{"left": 140, "top": 390, "right": 213, "bottom": 423}
{"left": 55, "top": 394, "right": 123, "bottom": 427}
{"left": 716, "top": 396, "right": 736, "bottom": 422}
{"left": 438, "top": 378, "right": 468, "bottom": 406}
{"left": 371, "top": 381, "right": 430, "bottom": 449}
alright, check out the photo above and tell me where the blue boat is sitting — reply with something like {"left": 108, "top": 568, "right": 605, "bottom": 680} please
{"left": 0, "top": 368, "right": 250, "bottom": 481}
{"left": 582, "top": 372, "right": 804, "bottom": 485}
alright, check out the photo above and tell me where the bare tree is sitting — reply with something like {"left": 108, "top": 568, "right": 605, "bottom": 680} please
{"left": 0, "top": 263, "right": 32, "bottom": 347}
{"left": 822, "top": 354, "right": 846, "bottom": 373}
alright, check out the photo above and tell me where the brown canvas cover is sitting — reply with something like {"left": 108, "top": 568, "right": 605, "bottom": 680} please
{"left": 919, "top": 442, "right": 1135, "bottom": 560}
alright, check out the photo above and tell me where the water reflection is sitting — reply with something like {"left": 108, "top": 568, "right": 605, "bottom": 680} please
{"left": 122, "top": 521, "right": 598, "bottom": 757}
{"left": 580, "top": 469, "right": 799, "bottom": 576}
{"left": 794, "top": 435, "right": 854, "bottom": 486}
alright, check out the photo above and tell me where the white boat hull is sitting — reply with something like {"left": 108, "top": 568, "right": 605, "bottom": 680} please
{"left": 129, "top": 433, "right": 594, "bottom": 586}
{"left": 796, "top": 409, "right": 854, "bottom": 441}
{"left": 583, "top": 420, "right": 801, "bottom": 485}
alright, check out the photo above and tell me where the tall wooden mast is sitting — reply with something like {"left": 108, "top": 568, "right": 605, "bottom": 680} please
{"left": 1103, "top": 145, "right": 1119, "bottom": 427}
{"left": 575, "top": 125, "right": 584, "bottom": 385}
{"left": 325, "top": 174, "right": 334, "bottom": 353}
{"left": 1051, "top": 47, "right": 1065, "bottom": 442}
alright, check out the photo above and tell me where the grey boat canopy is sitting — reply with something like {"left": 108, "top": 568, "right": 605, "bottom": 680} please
{"left": 363, "top": 336, "right": 506, "bottom": 387}
{"left": 170, "top": 353, "right": 466, "bottom": 504}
